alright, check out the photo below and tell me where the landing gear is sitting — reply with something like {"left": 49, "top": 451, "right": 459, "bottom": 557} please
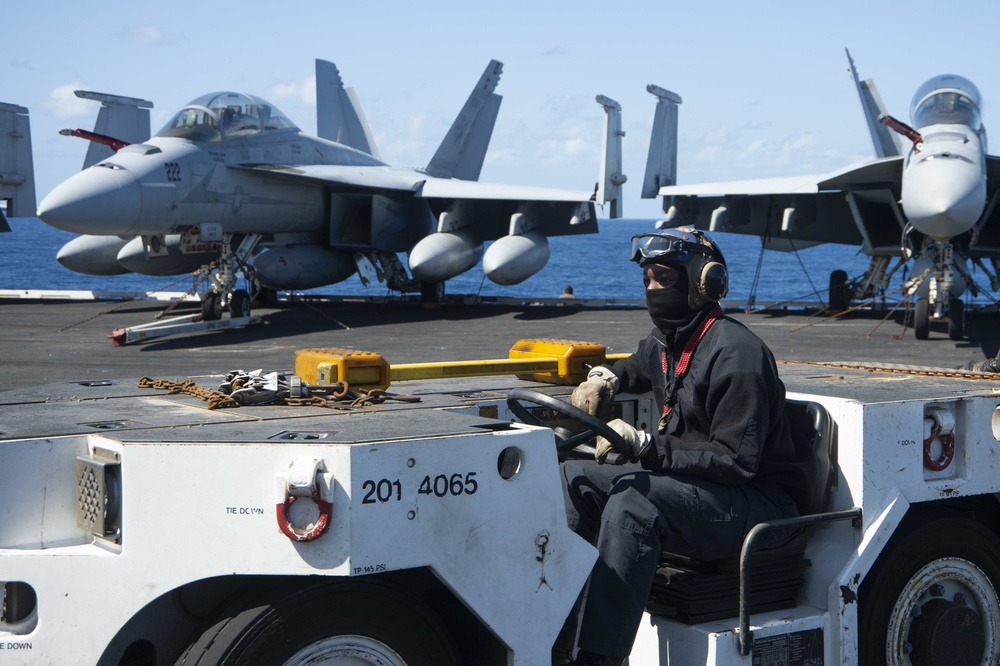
{"left": 948, "top": 299, "right": 965, "bottom": 341}
{"left": 200, "top": 292, "right": 223, "bottom": 321}
{"left": 859, "top": 514, "right": 1000, "bottom": 665}
{"left": 201, "top": 289, "right": 251, "bottom": 321}
{"left": 829, "top": 269, "right": 851, "bottom": 311}
{"left": 420, "top": 281, "right": 445, "bottom": 305}
{"left": 914, "top": 298, "right": 930, "bottom": 340}
{"left": 229, "top": 289, "right": 251, "bottom": 319}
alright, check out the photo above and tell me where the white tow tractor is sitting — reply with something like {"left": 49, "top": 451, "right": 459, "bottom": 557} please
{"left": 1, "top": 341, "right": 1000, "bottom": 665}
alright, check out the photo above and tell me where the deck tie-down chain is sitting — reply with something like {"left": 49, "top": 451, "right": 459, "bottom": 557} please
{"left": 781, "top": 360, "right": 1000, "bottom": 381}
{"left": 139, "top": 370, "right": 420, "bottom": 409}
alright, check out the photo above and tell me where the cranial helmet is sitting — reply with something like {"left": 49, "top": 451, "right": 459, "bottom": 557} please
{"left": 629, "top": 226, "right": 729, "bottom": 308}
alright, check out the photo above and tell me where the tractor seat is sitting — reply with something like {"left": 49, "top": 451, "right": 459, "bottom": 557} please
{"left": 646, "top": 399, "right": 836, "bottom": 624}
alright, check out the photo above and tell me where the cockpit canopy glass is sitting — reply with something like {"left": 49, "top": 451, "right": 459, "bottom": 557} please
{"left": 910, "top": 74, "right": 982, "bottom": 131}
{"left": 156, "top": 92, "right": 299, "bottom": 142}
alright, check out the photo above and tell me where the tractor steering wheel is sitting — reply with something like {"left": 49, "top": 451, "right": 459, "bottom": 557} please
{"left": 506, "top": 387, "right": 629, "bottom": 461}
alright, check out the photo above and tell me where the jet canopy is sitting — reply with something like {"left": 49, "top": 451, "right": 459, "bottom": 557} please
{"left": 156, "top": 92, "right": 299, "bottom": 142}
{"left": 909, "top": 74, "right": 982, "bottom": 131}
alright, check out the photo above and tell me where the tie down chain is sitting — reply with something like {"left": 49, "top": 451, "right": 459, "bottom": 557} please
{"left": 781, "top": 360, "right": 1000, "bottom": 380}
{"left": 139, "top": 370, "right": 420, "bottom": 410}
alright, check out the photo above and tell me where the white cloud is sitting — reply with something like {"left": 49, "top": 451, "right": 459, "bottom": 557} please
{"left": 270, "top": 76, "right": 316, "bottom": 107}
{"left": 39, "top": 84, "right": 94, "bottom": 120}
{"left": 117, "top": 24, "right": 169, "bottom": 46}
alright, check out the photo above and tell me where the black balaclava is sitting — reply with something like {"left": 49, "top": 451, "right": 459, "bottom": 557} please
{"left": 645, "top": 262, "right": 698, "bottom": 335}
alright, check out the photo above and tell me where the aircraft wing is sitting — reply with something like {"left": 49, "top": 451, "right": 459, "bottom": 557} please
{"left": 658, "top": 156, "right": 905, "bottom": 253}
{"left": 237, "top": 163, "right": 599, "bottom": 237}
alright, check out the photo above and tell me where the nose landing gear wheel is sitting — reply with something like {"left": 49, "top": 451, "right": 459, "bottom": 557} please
{"left": 229, "top": 289, "right": 250, "bottom": 318}
{"left": 201, "top": 292, "right": 222, "bottom": 321}
{"left": 914, "top": 298, "right": 930, "bottom": 340}
{"left": 948, "top": 299, "right": 965, "bottom": 341}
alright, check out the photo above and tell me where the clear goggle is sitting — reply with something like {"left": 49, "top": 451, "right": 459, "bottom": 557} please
{"left": 629, "top": 232, "right": 710, "bottom": 264}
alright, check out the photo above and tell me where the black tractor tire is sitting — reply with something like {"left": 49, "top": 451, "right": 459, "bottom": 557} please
{"left": 859, "top": 514, "right": 1000, "bottom": 665}
{"left": 174, "top": 579, "right": 462, "bottom": 666}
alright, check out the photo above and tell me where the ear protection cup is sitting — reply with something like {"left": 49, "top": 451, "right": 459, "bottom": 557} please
{"left": 698, "top": 261, "right": 728, "bottom": 302}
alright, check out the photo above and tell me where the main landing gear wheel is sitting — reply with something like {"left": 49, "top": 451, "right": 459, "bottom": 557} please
{"left": 914, "top": 298, "right": 930, "bottom": 340}
{"left": 859, "top": 514, "right": 1000, "bottom": 666}
{"left": 173, "top": 579, "right": 462, "bottom": 666}
{"left": 948, "top": 299, "right": 965, "bottom": 341}
{"left": 420, "top": 281, "right": 445, "bottom": 305}
{"left": 829, "top": 269, "right": 850, "bottom": 312}
{"left": 201, "top": 292, "right": 223, "bottom": 321}
{"left": 506, "top": 387, "right": 629, "bottom": 461}
{"left": 229, "top": 289, "right": 251, "bottom": 319}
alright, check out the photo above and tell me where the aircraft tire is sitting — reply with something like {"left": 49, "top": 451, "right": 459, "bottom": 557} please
{"left": 229, "top": 290, "right": 251, "bottom": 319}
{"left": 914, "top": 298, "right": 930, "bottom": 340}
{"left": 201, "top": 292, "right": 223, "bottom": 321}
{"left": 858, "top": 513, "right": 1000, "bottom": 665}
{"left": 829, "top": 269, "right": 850, "bottom": 311}
{"left": 420, "top": 281, "right": 445, "bottom": 305}
{"left": 948, "top": 299, "right": 965, "bottom": 341}
{"left": 173, "top": 579, "right": 462, "bottom": 666}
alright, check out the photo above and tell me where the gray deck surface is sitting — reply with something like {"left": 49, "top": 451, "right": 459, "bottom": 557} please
{"left": 1, "top": 296, "right": 998, "bottom": 394}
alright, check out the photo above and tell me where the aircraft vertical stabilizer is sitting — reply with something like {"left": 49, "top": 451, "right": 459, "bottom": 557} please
{"left": 425, "top": 60, "right": 503, "bottom": 181}
{"left": 316, "top": 59, "right": 381, "bottom": 159}
{"left": 0, "top": 101, "right": 35, "bottom": 221}
{"left": 75, "top": 91, "right": 153, "bottom": 169}
{"left": 595, "top": 95, "right": 626, "bottom": 218}
{"left": 642, "top": 85, "right": 682, "bottom": 199}
{"left": 846, "top": 49, "right": 901, "bottom": 158}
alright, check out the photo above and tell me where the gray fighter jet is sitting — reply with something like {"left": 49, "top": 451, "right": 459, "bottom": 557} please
{"left": 37, "top": 59, "right": 625, "bottom": 318}
{"left": 642, "top": 50, "right": 1000, "bottom": 340}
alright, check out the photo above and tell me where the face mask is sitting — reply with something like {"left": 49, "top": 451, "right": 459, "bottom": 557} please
{"left": 646, "top": 287, "right": 695, "bottom": 332}
{"left": 645, "top": 264, "right": 696, "bottom": 333}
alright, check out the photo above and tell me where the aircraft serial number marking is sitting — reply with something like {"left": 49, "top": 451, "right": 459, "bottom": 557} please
{"left": 360, "top": 472, "right": 479, "bottom": 504}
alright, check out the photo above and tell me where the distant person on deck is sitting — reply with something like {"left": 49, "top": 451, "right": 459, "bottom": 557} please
{"left": 555, "top": 227, "right": 817, "bottom": 665}
{"left": 560, "top": 285, "right": 575, "bottom": 299}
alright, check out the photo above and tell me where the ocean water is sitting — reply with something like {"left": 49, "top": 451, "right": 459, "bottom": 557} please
{"left": 2, "top": 216, "right": 994, "bottom": 307}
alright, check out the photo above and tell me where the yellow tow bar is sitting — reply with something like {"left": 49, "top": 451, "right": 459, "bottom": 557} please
{"left": 294, "top": 339, "right": 629, "bottom": 390}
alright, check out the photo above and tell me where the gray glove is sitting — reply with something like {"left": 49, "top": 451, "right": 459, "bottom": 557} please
{"left": 570, "top": 366, "right": 620, "bottom": 417}
{"left": 595, "top": 418, "right": 652, "bottom": 465}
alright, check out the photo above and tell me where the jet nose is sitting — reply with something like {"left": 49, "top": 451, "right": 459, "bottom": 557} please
{"left": 902, "top": 156, "right": 986, "bottom": 239}
{"left": 37, "top": 166, "right": 141, "bottom": 235}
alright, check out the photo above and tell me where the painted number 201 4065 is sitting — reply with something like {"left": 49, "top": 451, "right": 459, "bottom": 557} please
{"left": 361, "top": 472, "right": 479, "bottom": 504}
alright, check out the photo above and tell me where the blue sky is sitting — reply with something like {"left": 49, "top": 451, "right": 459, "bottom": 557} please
{"left": 6, "top": 0, "right": 1000, "bottom": 219}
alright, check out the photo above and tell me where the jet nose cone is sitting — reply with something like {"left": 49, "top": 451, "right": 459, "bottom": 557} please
{"left": 37, "top": 166, "right": 141, "bottom": 235}
{"left": 902, "top": 157, "right": 986, "bottom": 239}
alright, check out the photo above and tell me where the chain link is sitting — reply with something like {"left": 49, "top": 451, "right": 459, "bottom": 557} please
{"left": 781, "top": 360, "right": 1000, "bottom": 381}
{"left": 139, "top": 373, "right": 419, "bottom": 409}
